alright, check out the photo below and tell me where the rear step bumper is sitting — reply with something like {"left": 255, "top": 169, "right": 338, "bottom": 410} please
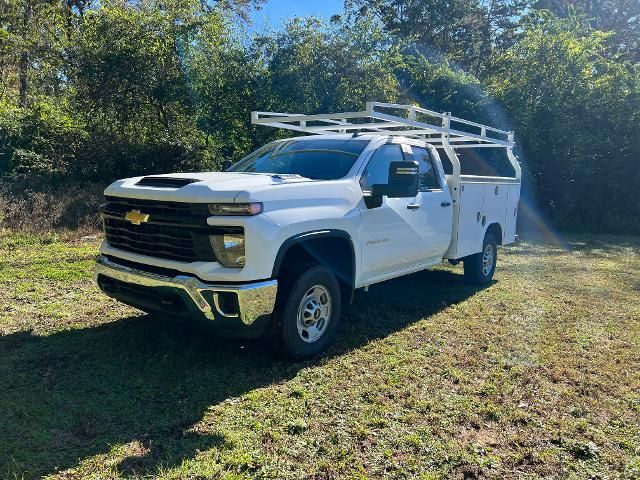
{"left": 95, "top": 255, "right": 277, "bottom": 334}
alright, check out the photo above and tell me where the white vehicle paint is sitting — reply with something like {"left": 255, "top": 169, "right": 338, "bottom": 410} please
{"left": 95, "top": 102, "right": 521, "bottom": 358}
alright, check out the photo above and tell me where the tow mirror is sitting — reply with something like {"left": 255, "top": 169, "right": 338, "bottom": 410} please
{"left": 221, "top": 160, "right": 233, "bottom": 171}
{"left": 370, "top": 161, "right": 419, "bottom": 198}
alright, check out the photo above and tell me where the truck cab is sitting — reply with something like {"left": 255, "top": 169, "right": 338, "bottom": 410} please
{"left": 96, "top": 102, "right": 521, "bottom": 359}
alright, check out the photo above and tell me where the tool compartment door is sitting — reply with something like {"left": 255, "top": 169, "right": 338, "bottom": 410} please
{"left": 483, "top": 183, "right": 509, "bottom": 243}
{"left": 504, "top": 183, "right": 520, "bottom": 244}
{"left": 455, "top": 182, "right": 485, "bottom": 258}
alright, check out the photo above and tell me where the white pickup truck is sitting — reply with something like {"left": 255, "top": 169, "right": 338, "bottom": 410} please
{"left": 95, "top": 102, "right": 521, "bottom": 359}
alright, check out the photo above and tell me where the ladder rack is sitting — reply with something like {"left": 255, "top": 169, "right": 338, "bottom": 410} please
{"left": 251, "top": 101, "right": 514, "bottom": 149}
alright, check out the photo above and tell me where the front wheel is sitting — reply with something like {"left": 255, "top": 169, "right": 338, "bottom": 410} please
{"left": 272, "top": 264, "right": 342, "bottom": 360}
{"left": 464, "top": 233, "right": 497, "bottom": 285}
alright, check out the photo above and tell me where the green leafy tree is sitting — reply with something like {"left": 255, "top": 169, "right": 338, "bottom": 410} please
{"left": 68, "top": 0, "right": 241, "bottom": 178}
{"left": 182, "top": 10, "right": 258, "bottom": 164}
{"left": 247, "top": 16, "right": 403, "bottom": 141}
{"left": 0, "top": 0, "right": 72, "bottom": 107}
{"left": 533, "top": 0, "right": 640, "bottom": 61}
{"left": 344, "top": 0, "right": 530, "bottom": 74}
{"left": 253, "top": 17, "right": 402, "bottom": 112}
{"left": 488, "top": 12, "right": 640, "bottom": 231}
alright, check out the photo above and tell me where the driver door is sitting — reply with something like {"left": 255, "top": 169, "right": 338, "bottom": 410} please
{"left": 358, "top": 141, "right": 429, "bottom": 282}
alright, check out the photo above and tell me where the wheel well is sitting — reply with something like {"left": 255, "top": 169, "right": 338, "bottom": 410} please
{"left": 273, "top": 233, "right": 355, "bottom": 303}
{"left": 486, "top": 223, "right": 503, "bottom": 245}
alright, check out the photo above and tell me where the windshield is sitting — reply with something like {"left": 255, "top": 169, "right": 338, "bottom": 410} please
{"left": 228, "top": 139, "right": 369, "bottom": 180}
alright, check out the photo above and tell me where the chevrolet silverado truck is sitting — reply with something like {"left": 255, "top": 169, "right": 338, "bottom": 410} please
{"left": 95, "top": 102, "right": 521, "bottom": 359}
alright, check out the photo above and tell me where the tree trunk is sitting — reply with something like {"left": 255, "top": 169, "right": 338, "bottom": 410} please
{"left": 18, "top": 0, "right": 32, "bottom": 107}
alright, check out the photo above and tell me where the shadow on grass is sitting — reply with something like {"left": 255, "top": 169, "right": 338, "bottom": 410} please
{"left": 0, "top": 268, "right": 483, "bottom": 478}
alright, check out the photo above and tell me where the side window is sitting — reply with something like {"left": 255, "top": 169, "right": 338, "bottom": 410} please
{"left": 436, "top": 148, "right": 454, "bottom": 175}
{"left": 412, "top": 146, "right": 441, "bottom": 191}
{"left": 360, "top": 144, "right": 404, "bottom": 191}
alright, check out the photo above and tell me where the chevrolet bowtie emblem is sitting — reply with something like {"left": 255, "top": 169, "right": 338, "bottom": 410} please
{"left": 124, "top": 209, "right": 149, "bottom": 225}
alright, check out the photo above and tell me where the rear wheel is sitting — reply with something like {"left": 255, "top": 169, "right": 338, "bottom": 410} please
{"left": 272, "top": 263, "right": 342, "bottom": 360}
{"left": 464, "top": 233, "right": 497, "bottom": 285}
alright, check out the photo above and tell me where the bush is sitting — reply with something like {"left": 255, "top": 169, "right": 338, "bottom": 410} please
{"left": 0, "top": 101, "right": 88, "bottom": 177}
{"left": 0, "top": 178, "right": 103, "bottom": 232}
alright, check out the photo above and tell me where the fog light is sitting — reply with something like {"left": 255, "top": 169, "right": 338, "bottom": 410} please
{"left": 210, "top": 233, "right": 246, "bottom": 268}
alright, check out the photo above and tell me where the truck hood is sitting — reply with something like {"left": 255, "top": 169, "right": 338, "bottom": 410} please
{"left": 104, "top": 172, "right": 315, "bottom": 203}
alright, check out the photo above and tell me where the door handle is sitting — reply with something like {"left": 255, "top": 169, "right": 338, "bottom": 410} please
{"left": 407, "top": 204, "right": 420, "bottom": 210}
{"left": 441, "top": 202, "right": 451, "bottom": 207}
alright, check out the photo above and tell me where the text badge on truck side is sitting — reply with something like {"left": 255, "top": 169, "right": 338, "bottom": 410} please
{"left": 95, "top": 102, "right": 521, "bottom": 359}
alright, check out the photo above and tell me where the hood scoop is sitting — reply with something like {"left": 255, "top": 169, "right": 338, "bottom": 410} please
{"left": 136, "top": 176, "right": 202, "bottom": 188}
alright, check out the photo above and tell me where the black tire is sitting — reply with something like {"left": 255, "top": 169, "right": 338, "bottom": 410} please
{"left": 464, "top": 233, "right": 497, "bottom": 285}
{"left": 272, "top": 263, "right": 342, "bottom": 360}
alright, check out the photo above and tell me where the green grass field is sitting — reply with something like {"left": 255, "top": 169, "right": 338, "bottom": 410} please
{"left": 1, "top": 232, "right": 639, "bottom": 479}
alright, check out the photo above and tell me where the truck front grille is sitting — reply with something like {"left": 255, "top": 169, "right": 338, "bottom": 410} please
{"left": 103, "top": 217, "right": 216, "bottom": 262}
{"left": 101, "top": 196, "right": 239, "bottom": 263}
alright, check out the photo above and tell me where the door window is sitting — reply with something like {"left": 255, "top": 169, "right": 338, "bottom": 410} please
{"left": 360, "top": 144, "right": 405, "bottom": 192}
{"left": 411, "top": 146, "right": 441, "bottom": 191}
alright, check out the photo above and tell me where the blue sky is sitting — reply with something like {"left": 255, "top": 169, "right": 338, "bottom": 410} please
{"left": 249, "top": 0, "right": 345, "bottom": 31}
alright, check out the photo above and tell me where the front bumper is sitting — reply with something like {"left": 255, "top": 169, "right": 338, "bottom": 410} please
{"left": 95, "top": 255, "right": 278, "bottom": 337}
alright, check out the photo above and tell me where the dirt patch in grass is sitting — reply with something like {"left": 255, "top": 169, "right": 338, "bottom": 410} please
{"left": 1, "top": 232, "right": 639, "bottom": 479}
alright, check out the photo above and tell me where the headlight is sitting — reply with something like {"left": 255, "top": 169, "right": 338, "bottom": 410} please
{"left": 208, "top": 203, "right": 263, "bottom": 216}
{"left": 210, "top": 233, "right": 245, "bottom": 268}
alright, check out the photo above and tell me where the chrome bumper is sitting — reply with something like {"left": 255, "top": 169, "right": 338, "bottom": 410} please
{"left": 95, "top": 255, "right": 278, "bottom": 325}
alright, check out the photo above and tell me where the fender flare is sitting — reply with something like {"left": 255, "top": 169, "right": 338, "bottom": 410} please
{"left": 271, "top": 229, "right": 356, "bottom": 288}
{"left": 484, "top": 222, "right": 504, "bottom": 245}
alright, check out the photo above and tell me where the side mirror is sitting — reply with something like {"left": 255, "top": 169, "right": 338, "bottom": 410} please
{"left": 370, "top": 161, "right": 419, "bottom": 198}
{"left": 221, "top": 160, "right": 233, "bottom": 171}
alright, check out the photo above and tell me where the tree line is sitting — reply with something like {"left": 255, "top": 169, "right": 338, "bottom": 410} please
{"left": 0, "top": 0, "right": 638, "bottom": 233}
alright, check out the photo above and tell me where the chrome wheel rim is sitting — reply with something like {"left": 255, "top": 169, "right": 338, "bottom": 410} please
{"left": 482, "top": 243, "right": 495, "bottom": 277}
{"left": 296, "top": 284, "right": 332, "bottom": 343}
